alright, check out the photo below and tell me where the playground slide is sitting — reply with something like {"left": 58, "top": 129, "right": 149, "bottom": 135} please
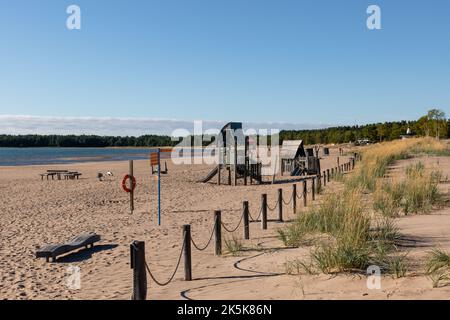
{"left": 198, "top": 165, "right": 220, "bottom": 183}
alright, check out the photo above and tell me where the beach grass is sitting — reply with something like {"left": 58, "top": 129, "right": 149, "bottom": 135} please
{"left": 426, "top": 249, "right": 450, "bottom": 287}
{"left": 281, "top": 138, "right": 448, "bottom": 275}
{"left": 224, "top": 235, "right": 244, "bottom": 256}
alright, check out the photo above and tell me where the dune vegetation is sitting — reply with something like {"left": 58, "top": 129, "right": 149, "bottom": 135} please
{"left": 280, "top": 138, "right": 448, "bottom": 275}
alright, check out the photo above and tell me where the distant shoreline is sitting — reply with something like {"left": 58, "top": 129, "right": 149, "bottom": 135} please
{"left": 0, "top": 146, "right": 202, "bottom": 167}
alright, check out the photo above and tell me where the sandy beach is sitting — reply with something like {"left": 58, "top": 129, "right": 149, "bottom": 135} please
{"left": 1, "top": 147, "right": 449, "bottom": 300}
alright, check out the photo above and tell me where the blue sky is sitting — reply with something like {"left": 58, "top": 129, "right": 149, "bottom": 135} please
{"left": 0, "top": 0, "right": 449, "bottom": 134}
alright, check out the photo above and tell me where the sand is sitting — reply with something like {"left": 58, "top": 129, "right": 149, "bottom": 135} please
{"left": 0, "top": 147, "right": 449, "bottom": 300}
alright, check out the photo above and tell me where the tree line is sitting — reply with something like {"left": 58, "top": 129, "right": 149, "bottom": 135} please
{"left": 280, "top": 110, "right": 449, "bottom": 145}
{"left": 1, "top": 110, "right": 447, "bottom": 147}
{"left": 0, "top": 134, "right": 178, "bottom": 148}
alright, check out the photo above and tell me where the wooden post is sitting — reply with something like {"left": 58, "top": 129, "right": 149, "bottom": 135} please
{"left": 244, "top": 137, "right": 248, "bottom": 186}
{"left": 129, "top": 160, "right": 134, "bottom": 213}
{"left": 317, "top": 174, "right": 321, "bottom": 193}
{"left": 183, "top": 225, "right": 192, "bottom": 281}
{"left": 323, "top": 171, "right": 326, "bottom": 187}
{"left": 292, "top": 184, "right": 297, "bottom": 214}
{"left": 327, "top": 169, "right": 330, "bottom": 182}
{"left": 214, "top": 211, "right": 222, "bottom": 256}
{"left": 243, "top": 201, "right": 249, "bottom": 240}
{"left": 337, "top": 156, "right": 340, "bottom": 168}
{"left": 312, "top": 178, "right": 315, "bottom": 201}
{"left": 218, "top": 164, "right": 221, "bottom": 185}
{"left": 303, "top": 180, "right": 307, "bottom": 207}
{"left": 228, "top": 165, "right": 232, "bottom": 185}
{"left": 130, "top": 240, "right": 147, "bottom": 300}
{"left": 261, "top": 194, "right": 267, "bottom": 230}
{"left": 278, "top": 188, "right": 283, "bottom": 222}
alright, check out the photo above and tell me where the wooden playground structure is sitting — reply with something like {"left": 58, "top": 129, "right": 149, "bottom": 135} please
{"left": 199, "top": 122, "right": 263, "bottom": 186}
{"left": 280, "top": 140, "right": 321, "bottom": 176}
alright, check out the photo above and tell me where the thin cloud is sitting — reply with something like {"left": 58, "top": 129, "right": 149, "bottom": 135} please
{"left": 0, "top": 115, "right": 330, "bottom": 136}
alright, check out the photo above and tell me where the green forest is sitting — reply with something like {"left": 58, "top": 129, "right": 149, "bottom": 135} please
{"left": 280, "top": 110, "right": 448, "bottom": 144}
{"left": 1, "top": 110, "right": 448, "bottom": 147}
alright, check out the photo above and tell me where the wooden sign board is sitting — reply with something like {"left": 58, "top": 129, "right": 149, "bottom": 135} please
{"left": 150, "top": 153, "right": 159, "bottom": 166}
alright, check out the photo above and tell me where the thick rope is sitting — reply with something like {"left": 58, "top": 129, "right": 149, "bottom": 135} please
{"left": 221, "top": 212, "right": 244, "bottom": 233}
{"left": 191, "top": 221, "right": 216, "bottom": 251}
{"left": 249, "top": 205, "right": 263, "bottom": 222}
{"left": 134, "top": 236, "right": 185, "bottom": 287}
{"left": 282, "top": 192, "right": 294, "bottom": 206}
{"left": 266, "top": 198, "right": 279, "bottom": 211}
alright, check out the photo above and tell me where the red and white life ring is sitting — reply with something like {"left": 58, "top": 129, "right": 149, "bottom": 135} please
{"left": 121, "top": 174, "right": 136, "bottom": 193}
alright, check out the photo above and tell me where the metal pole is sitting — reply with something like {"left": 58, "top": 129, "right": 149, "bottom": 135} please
{"left": 234, "top": 136, "right": 238, "bottom": 186}
{"left": 158, "top": 149, "right": 161, "bottom": 226}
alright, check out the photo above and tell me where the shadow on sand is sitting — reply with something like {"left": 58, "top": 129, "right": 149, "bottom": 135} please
{"left": 56, "top": 244, "right": 118, "bottom": 263}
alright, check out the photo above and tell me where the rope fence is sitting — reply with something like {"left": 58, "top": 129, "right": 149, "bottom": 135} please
{"left": 130, "top": 157, "right": 359, "bottom": 300}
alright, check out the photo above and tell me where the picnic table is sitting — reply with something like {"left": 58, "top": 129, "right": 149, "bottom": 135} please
{"left": 39, "top": 170, "right": 81, "bottom": 180}
{"left": 63, "top": 172, "right": 82, "bottom": 180}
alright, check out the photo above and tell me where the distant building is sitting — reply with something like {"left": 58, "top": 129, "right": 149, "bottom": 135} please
{"left": 400, "top": 127, "right": 416, "bottom": 140}
{"left": 355, "top": 138, "right": 371, "bottom": 146}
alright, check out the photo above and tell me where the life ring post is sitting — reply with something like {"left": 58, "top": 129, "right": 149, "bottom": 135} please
{"left": 129, "top": 160, "right": 134, "bottom": 213}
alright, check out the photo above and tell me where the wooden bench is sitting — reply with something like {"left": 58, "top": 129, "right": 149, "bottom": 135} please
{"left": 36, "top": 232, "right": 101, "bottom": 262}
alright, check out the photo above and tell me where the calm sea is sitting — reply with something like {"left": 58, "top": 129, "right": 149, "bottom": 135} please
{"left": 0, "top": 148, "right": 157, "bottom": 166}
